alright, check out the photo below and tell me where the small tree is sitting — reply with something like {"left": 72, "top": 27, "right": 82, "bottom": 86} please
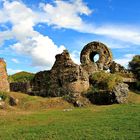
{"left": 129, "top": 55, "right": 140, "bottom": 79}
{"left": 129, "top": 55, "right": 140, "bottom": 90}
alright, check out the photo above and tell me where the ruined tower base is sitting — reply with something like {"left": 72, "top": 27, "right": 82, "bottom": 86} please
{"left": 0, "top": 59, "right": 9, "bottom": 92}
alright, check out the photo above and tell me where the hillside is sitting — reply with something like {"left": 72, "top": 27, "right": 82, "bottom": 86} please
{"left": 8, "top": 71, "right": 35, "bottom": 83}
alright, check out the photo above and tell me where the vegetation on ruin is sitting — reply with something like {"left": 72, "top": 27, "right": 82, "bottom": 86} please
{"left": 8, "top": 71, "right": 35, "bottom": 83}
{"left": 89, "top": 71, "right": 123, "bottom": 91}
{"left": 114, "top": 72, "right": 134, "bottom": 78}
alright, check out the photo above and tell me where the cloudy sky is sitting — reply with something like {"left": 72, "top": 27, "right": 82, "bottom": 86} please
{"left": 0, "top": 0, "right": 140, "bottom": 74}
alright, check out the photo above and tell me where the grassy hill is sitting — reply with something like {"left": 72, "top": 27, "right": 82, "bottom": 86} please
{"left": 0, "top": 91, "right": 140, "bottom": 140}
{"left": 8, "top": 71, "right": 35, "bottom": 83}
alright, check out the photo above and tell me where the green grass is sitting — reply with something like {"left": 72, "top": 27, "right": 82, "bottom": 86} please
{"left": 0, "top": 104, "right": 140, "bottom": 140}
{"left": 0, "top": 91, "right": 140, "bottom": 140}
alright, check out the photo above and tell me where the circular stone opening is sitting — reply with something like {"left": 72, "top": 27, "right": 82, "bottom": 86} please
{"left": 90, "top": 52, "right": 100, "bottom": 63}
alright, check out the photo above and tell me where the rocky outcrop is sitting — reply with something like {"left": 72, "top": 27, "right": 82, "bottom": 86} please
{"left": 31, "top": 50, "right": 89, "bottom": 97}
{"left": 64, "top": 92, "right": 90, "bottom": 107}
{"left": 9, "top": 96, "right": 19, "bottom": 106}
{"left": 49, "top": 50, "right": 89, "bottom": 96}
{"left": 86, "top": 83, "right": 128, "bottom": 105}
{"left": 0, "top": 58, "right": 9, "bottom": 92}
{"left": 111, "top": 83, "right": 128, "bottom": 104}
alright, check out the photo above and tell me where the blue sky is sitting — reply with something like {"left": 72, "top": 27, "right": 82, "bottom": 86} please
{"left": 0, "top": 0, "right": 140, "bottom": 74}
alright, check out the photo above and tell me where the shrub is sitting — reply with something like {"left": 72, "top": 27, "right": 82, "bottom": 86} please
{"left": 129, "top": 55, "right": 140, "bottom": 91}
{"left": 0, "top": 91, "right": 8, "bottom": 101}
{"left": 129, "top": 55, "right": 140, "bottom": 80}
{"left": 89, "top": 71, "right": 123, "bottom": 91}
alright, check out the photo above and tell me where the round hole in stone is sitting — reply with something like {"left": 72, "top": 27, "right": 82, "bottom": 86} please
{"left": 90, "top": 52, "right": 100, "bottom": 63}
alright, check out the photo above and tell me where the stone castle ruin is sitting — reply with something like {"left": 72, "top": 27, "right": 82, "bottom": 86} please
{"left": 0, "top": 58, "right": 9, "bottom": 92}
{"left": 30, "top": 41, "right": 128, "bottom": 96}
{"left": 3, "top": 41, "right": 133, "bottom": 105}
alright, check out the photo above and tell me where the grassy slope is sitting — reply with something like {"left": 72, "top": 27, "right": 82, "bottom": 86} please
{"left": 8, "top": 71, "right": 35, "bottom": 83}
{"left": 5, "top": 92, "right": 73, "bottom": 110}
{"left": 0, "top": 91, "right": 140, "bottom": 140}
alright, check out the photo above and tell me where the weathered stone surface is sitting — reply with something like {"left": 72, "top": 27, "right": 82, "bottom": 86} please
{"left": 110, "top": 61, "right": 128, "bottom": 73}
{"left": 64, "top": 92, "right": 90, "bottom": 107}
{"left": 30, "top": 70, "right": 51, "bottom": 96}
{"left": 30, "top": 50, "right": 89, "bottom": 97}
{"left": 80, "top": 41, "right": 113, "bottom": 75}
{"left": 0, "top": 101, "right": 5, "bottom": 109}
{"left": 111, "top": 83, "right": 128, "bottom": 104}
{"left": 0, "top": 58, "right": 9, "bottom": 92}
{"left": 9, "top": 96, "right": 19, "bottom": 106}
{"left": 10, "top": 82, "right": 31, "bottom": 93}
{"left": 86, "top": 83, "right": 128, "bottom": 105}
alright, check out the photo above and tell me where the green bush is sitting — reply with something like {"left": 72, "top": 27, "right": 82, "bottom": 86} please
{"left": 129, "top": 55, "right": 140, "bottom": 80}
{"left": 0, "top": 91, "right": 8, "bottom": 101}
{"left": 89, "top": 71, "right": 123, "bottom": 91}
{"left": 129, "top": 55, "right": 140, "bottom": 91}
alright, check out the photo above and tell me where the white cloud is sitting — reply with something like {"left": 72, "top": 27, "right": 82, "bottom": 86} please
{"left": 11, "top": 34, "right": 65, "bottom": 68}
{"left": 0, "top": 0, "right": 140, "bottom": 71}
{"left": 115, "top": 54, "right": 135, "bottom": 68}
{"left": 11, "top": 58, "right": 19, "bottom": 63}
{"left": 1, "top": 0, "right": 37, "bottom": 25}
{"left": 0, "top": 0, "right": 140, "bottom": 47}
{"left": 70, "top": 50, "right": 80, "bottom": 64}
{"left": 7, "top": 68, "right": 22, "bottom": 75}
{"left": 100, "top": 39, "right": 132, "bottom": 49}
{"left": 41, "top": 1, "right": 140, "bottom": 45}
{"left": 0, "top": 0, "right": 65, "bottom": 69}
{"left": 95, "top": 25, "right": 140, "bottom": 45}
{"left": 42, "top": 0, "right": 93, "bottom": 32}
{"left": 0, "top": 30, "right": 13, "bottom": 45}
{"left": 40, "top": 1, "right": 140, "bottom": 45}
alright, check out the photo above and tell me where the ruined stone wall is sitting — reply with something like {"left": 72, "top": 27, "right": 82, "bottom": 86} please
{"left": 10, "top": 82, "right": 31, "bottom": 93}
{"left": 30, "top": 70, "right": 51, "bottom": 96}
{"left": 0, "top": 59, "right": 9, "bottom": 92}
{"left": 110, "top": 61, "right": 128, "bottom": 73}
{"left": 9, "top": 41, "right": 130, "bottom": 105}
{"left": 30, "top": 50, "right": 89, "bottom": 97}
{"left": 49, "top": 50, "right": 89, "bottom": 96}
